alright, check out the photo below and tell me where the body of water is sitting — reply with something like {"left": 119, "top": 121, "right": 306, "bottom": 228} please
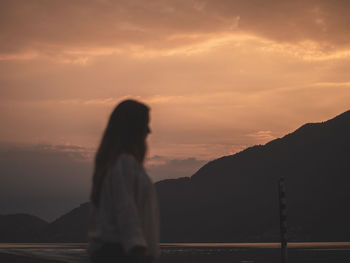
{"left": 0, "top": 242, "right": 350, "bottom": 263}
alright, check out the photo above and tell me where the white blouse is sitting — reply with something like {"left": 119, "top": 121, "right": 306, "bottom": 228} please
{"left": 88, "top": 153, "right": 160, "bottom": 259}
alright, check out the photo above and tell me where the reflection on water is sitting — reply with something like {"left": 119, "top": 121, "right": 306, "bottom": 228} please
{"left": 162, "top": 242, "right": 350, "bottom": 248}
{"left": 0, "top": 242, "right": 350, "bottom": 263}
{"left": 0, "top": 243, "right": 88, "bottom": 263}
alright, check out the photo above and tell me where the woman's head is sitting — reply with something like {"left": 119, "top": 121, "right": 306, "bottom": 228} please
{"left": 104, "top": 99, "right": 150, "bottom": 162}
{"left": 91, "top": 99, "right": 150, "bottom": 206}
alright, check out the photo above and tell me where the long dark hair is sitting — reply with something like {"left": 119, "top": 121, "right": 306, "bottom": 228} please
{"left": 90, "top": 99, "right": 150, "bottom": 206}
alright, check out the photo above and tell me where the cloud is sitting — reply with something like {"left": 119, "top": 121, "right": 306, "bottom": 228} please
{"left": 0, "top": 142, "right": 213, "bottom": 220}
{"left": 1, "top": 1, "right": 350, "bottom": 186}
{"left": 247, "top": 130, "right": 276, "bottom": 143}
{"left": 2, "top": 0, "right": 350, "bottom": 223}
{"left": 1, "top": 0, "right": 350, "bottom": 60}
{"left": 146, "top": 156, "right": 208, "bottom": 182}
{"left": 0, "top": 142, "right": 92, "bottom": 220}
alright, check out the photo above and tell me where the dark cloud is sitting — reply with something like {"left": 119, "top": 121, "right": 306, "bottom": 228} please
{"left": 0, "top": 142, "right": 206, "bottom": 220}
{"left": 1, "top": 0, "right": 350, "bottom": 57}
{"left": 0, "top": 143, "right": 92, "bottom": 220}
{"left": 146, "top": 156, "right": 207, "bottom": 181}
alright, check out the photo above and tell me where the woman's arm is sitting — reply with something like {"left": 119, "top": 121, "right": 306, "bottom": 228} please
{"left": 110, "top": 154, "right": 148, "bottom": 256}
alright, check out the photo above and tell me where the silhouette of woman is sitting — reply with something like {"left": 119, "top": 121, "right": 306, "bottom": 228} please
{"left": 88, "top": 100, "right": 160, "bottom": 263}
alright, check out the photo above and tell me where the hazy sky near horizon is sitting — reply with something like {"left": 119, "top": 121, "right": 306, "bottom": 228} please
{"left": 1, "top": 0, "right": 350, "bottom": 220}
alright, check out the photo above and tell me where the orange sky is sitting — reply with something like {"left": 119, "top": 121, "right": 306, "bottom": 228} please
{"left": 1, "top": 0, "right": 350, "bottom": 176}
{"left": 1, "top": 0, "right": 350, "bottom": 220}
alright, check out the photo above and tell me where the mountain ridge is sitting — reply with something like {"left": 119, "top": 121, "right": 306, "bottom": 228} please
{"left": 192, "top": 109, "right": 350, "bottom": 182}
{"left": 1, "top": 109, "right": 350, "bottom": 242}
{"left": 0, "top": 214, "right": 48, "bottom": 242}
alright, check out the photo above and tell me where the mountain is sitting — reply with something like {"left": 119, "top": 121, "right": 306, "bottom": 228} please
{"left": 39, "top": 203, "right": 90, "bottom": 242}
{"left": 157, "top": 110, "right": 350, "bottom": 242}
{"left": 0, "top": 214, "right": 48, "bottom": 242}
{"left": 2, "top": 110, "right": 350, "bottom": 242}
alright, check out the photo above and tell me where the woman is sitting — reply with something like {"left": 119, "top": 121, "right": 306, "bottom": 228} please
{"left": 88, "top": 100, "right": 160, "bottom": 263}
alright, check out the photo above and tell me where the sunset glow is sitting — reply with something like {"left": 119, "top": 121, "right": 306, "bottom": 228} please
{"left": 1, "top": 0, "right": 350, "bottom": 219}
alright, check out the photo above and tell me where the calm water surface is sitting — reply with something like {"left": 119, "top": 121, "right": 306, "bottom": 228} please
{"left": 0, "top": 242, "right": 350, "bottom": 263}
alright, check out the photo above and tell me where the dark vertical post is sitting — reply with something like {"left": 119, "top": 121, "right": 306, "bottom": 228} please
{"left": 278, "top": 177, "right": 288, "bottom": 263}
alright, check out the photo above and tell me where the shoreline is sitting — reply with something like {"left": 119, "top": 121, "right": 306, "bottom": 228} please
{"left": 1, "top": 245, "right": 350, "bottom": 263}
{"left": 0, "top": 252, "right": 66, "bottom": 263}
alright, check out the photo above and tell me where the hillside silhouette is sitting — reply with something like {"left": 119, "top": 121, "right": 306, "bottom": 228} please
{"left": 1, "top": 110, "right": 350, "bottom": 242}
{"left": 157, "top": 110, "right": 350, "bottom": 242}
{"left": 40, "top": 203, "right": 90, "bottom": 242}
{"left": 0, "top": 214, "right": 48, "bottom": 242}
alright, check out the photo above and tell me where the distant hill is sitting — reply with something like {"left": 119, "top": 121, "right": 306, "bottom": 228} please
{"left": 157, "top": 109, "right": 350, "bottom": 242}
{"left": 2, "top": 110, "right": 350, "bottom": 242}
{"left": 39, "top": 203, "right": 90, "bottom": 242}
{"left": 0, "top": 214, "right": 48, "bottom": 242}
